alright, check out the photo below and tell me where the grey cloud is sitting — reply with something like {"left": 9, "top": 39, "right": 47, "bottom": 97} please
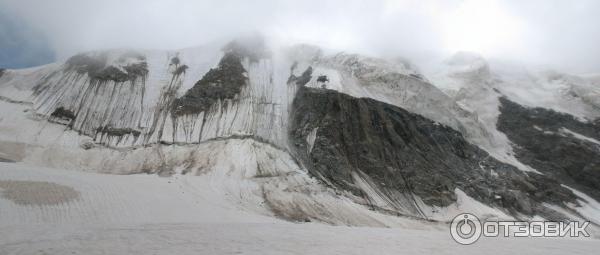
{"left": 0, "top": 0, "right": 598, "bottom": 73}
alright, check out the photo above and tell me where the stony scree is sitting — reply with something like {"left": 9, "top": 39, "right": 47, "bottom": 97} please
{"left": 289, "top": 86, "right": 577, "bottom": 219}
{"left": 171, "top": 52, "right": 248, "bottom": 116}
{"left": 497, "top": 96, "right": 600, "bottom": 201}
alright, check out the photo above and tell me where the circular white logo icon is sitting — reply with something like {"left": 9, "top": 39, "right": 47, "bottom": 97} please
{"left": 450, "top": 213, "right": 482, "bottom": 245}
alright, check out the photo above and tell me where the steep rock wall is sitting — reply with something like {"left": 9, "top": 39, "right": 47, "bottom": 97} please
{"left": 290, "top": 86, "right": 578, "bottom": 220}
{"left": 498, "top": 97, "right": 600, "bottom": 200}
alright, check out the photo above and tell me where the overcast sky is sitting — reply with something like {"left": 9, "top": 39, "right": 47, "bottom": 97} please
{"left": 0, "top": 0, "right": 598, "bottom": 73}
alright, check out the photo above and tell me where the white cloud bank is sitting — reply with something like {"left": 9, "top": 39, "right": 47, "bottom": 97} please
{"left": 0, "top": 0, "right": 599, "bottom": 73}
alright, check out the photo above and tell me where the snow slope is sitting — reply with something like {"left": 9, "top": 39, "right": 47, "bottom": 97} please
{"left": 2, "top": 163, "right": 599, "bottom": 255}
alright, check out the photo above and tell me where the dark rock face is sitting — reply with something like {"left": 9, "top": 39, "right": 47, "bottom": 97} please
{"left": 0, "top": 68, "right": 5, "bottom": 78}
{"left": 96, "top": 126, "right": 141, "bottom": 137}
{"left": 171, "top": 52, "right": 248, "bottom": 116}
{"left": 287, "top": 64, "right": 313, "bottom": 86}
{"left": 65, "top": 52, "right": 148, "bottom": 83}
{"left": 290, "top": 87, "right": 577, "bottom": 219}
{"left": 497, "top": 97, "right": 600, "bottom": 200}
{"left": 170, "top": 56, "right": 181, "bottom": 66}
{"left": 50, "top": 107, "right": 76, "bottom": 123}
{"left": 316, "top": 75, "right": 329, "bottom": 83}
{"left": 95, "top": 126, "right": 142, "bottom": 145}
{"left": 122, "top": 62, "right": 149, "bottom": 80}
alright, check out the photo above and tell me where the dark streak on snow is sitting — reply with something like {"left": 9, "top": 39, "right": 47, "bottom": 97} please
{"left": 173, "top": 65, "right": 189, "bottom": 76}
{"left": 143, "top": 55, "right": 189, "bottom": 144}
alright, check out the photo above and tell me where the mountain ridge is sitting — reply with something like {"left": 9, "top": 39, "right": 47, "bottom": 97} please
{"left": 0, "top": 38, "right": 599, "bottom": 228}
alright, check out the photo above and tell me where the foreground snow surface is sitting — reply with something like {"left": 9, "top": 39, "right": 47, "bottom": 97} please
{"left": 1, "top": 163, "right": 599, "bottom": 255}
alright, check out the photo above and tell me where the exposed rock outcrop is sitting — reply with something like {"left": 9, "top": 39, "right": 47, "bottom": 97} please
{"left": 290, "top": 86, "right": 577, "bottom": 219}
{"left": 65, "top": 52, "right": 148, "bottom": 83}
{"left": 171, "top": 52, "right": 247, "bottom": 117}
{"left": 498, "top": 97, "right": 600, "bottom": 200}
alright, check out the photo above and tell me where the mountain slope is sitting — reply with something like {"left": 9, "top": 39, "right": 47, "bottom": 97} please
{"left": 0, "top": 39, "right": 599, "bottom": 228}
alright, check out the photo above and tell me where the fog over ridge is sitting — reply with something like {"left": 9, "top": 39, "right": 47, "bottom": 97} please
{"left": 0, "top": 0, "right": 599, "bottom": 73}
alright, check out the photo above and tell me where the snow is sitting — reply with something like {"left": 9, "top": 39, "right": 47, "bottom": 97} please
{"left": 564, "top": 186, "right": 600, "bottom": 226}
{"left": 0, "top": 64, "right": 60, "bottom": 102}
{"left": 304, "top": 52, "right": 467, "bottom": 134}
{"left": 559, "top": 128, "right": 600, "bottom": 146}
{"left": 1, "top": 163, "right": 599, "bottom": 254}
{"left": 0, "top": 163, "right": 270, "bottom": 226}
{"left": 495, "top": 70, "right": 599, "bottom": 121}
{"left": 306, "top": 127, "right": 318, "bottom": 154}
{"left": 419, "top": 189, "right": 513, "bottom": 222}
{"left": 424, "top": 52, "right": 600, "bottom": 173}
{"left": 429, "top": 53, "right": 600, "bottom": 122}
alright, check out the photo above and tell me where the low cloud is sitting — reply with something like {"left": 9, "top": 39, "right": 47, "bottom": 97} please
{"left": 0, "top": 0, "right": 598, "bottom": 73}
